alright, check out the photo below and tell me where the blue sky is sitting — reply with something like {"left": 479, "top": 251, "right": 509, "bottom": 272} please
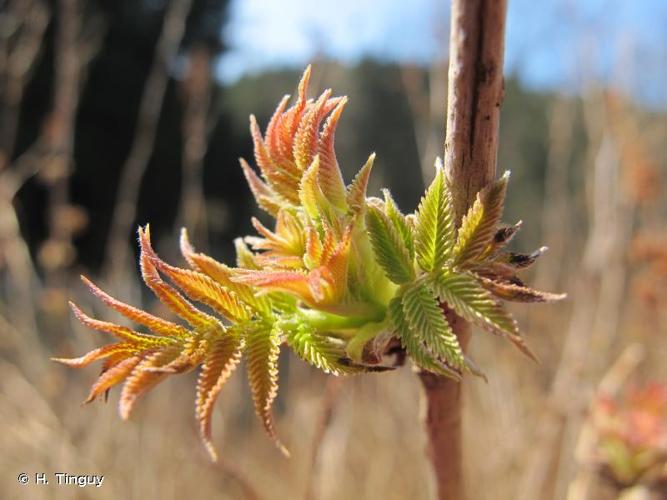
{"left": 217, "top": 0, "right": 667, "bottom": 108}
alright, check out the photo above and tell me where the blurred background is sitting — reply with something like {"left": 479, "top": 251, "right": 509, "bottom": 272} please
{"left": 1, "top": 0, "right": 666, "bottom": 499}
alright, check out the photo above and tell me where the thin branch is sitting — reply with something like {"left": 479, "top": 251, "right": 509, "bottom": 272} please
{"left": 176, "top": 44, "right": 212, "bottom": 246}
{"left": 38, "top": 0, "right": 82, "bottom": 287}
{"left": 104, "top": 0, "right": 194, "bottom": 278}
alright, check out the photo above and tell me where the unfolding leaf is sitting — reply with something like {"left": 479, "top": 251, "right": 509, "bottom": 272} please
{"left": 366, "top": 205, "right": 414, "bottom": 284}
{"left": 401, "top": 280, "right": 463, "bottom": 368}
{"left": 286, "top": 322, "right": 358, "bottom": 375}
{"left": 181, "top": 229, "right": 270, "bottom": 315}
{"left": 68, "top": 302, "right": 175, "bottom": 347}
{"left": 85, "top": 356, "right": 142, "bottom": 404}
{"left": 318, "top": 97, "right": 349, "bottom": 210}
{"left": 347, "top": 153, "right": 375, "bottom": 214}
{"left": 299, "top": 155, "right": 336, "bottom": 223}
{"left": 119, "top": 348, "right": 180, "bottom": 420}
{"left": 139, "top": 227, "right": 219, "bottom": 330}
{"left": 145, "top": 249, "right": 250, "bottom": 322}
{"left": 245, "top": 324, "right": 288, "bottom": 456}
{"left": 414, "top": 163, "right": 455, "bottom": 273}
{"left": 52, "top": 343, "right": 139, "bottom": 368}
{"left": 239, "top": 158, "right": 283, "bottom": 216}
{"left": 293, "top": 89, "right": 332, "bottom": 171}
{"left": 388, "top": 296, "right": 461, "bottom": 379}
{"left": 383, "top": 189, "right": 414, "bottom": 260}
{"left": 234, "top": 237, "right": 259, "bottom": 269}
{"left": 196, "top": 334, "right": 243, "bottom": 461}
{"left": 80, "top": 276, "right": 188, "bottom": 338}
{"left": 454, "top": 171, "right": 509, "bottom": 265}
{"left": 431, "top": 270, "right": 538, "bottom": 361}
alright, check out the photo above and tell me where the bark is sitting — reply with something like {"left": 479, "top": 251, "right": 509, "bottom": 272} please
{"left": 419, "top": 1, "right": 508, "bottom": 499}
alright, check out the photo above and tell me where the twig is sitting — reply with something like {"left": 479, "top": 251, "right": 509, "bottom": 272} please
{"left": 104, "top": 0, "right": 194, "bottom": 278}
{"left": 0, "top": 0, "right": 49, "bottom": 168}
{"left": 176, "top": 44, "right": 212, "bottom": 246}
{"left": 419, "top": 2, "right": 508, "bottom": 498}
{"left": 38, "top": 0, "right": 81, "bottom": 290}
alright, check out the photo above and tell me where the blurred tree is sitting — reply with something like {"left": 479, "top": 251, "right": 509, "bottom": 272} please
{"left": 13, "top": 0, "right": 235, "bottom": 272}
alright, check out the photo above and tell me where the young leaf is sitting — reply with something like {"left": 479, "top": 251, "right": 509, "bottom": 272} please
{"left": 80, "top": 276, "right": 189, "bottom": 338}
{"left": 388, "top": 296, "right": 461, "bottom": 379}
{"left": 347, "top": 153, "right": 375, "bottom": 214}
{"left": 286, "top": 323, "right": 357, "bottom": 375}
{"left": 299, "top": 155, "right": 336, "bottom": 223}
{"left": 454, "top": 171, "right": 509, "bottom": 265}
{"left": 180, "top": 229, "right": 271, "bottom": 316}
{"left": 414, "top": 164, "right": 455, "bottom": 273}
{"left": 146, "top": 251, "right": 250, "bottom": 322}
{"left": 318, "top": 97, "right": 349, "bottom": 211}
{"left": 366, "top": 205, "right": 415, "bottom": 284}
{"left": 196, "top": 334, "right": 244, "bottom": 461}
{"left": 239, "top": 158, "right": 283, "bottom": 216}
{"left": 245, "top": 324, "right": 288, "bottom": 456}
{"left": 431, "top": 270, "right": 537, "bottom": 361}
{"left": 119, "top": 348, "right": 180, "bottom": 420}
{"left": 293, "top": 89, "right": 332, "bottom": 171}
{"left": 383, "top": 189, "right": 414, "bottom": 260}
{"left": 401, "top": 280, "right": 463, "bottom": 368}
{"left": 84, "top": 356, "right": 142, "bottom": 404}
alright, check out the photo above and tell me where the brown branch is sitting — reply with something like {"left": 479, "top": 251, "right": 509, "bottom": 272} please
{"left": 38, "top": 0, "right": 81, "bottom": 289}
{"left": 104, "top": 0, "right": 194, "bottom": 278}
{"left": 419, "top": 1, "right": 507, "bottom": 499}
{"left": 0, "top": 0, "right": 50, "bottom": 168}
{"left": 176, "top": 44, "right": 212, "bottom": 245}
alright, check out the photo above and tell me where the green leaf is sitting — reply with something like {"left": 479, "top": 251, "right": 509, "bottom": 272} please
{"left": 234, "top": 238, "right": 259, "bottom": 269}
{"left": 346, "top": 153, "right": 375, "bottom": 215}
{"left": 298, "top": 155, "right": 336, "bottom": 224}
{"left": 388, "top": 296, "right": 461, "bottom": 379}
{"left": 401, "top": 280, "right": 463, "bottom": 368}
{"left": 414, "top": 165, "right": 455, "bottom": 273}
{"left": 286, "top": 323, "right": 358, "bottom": 375}
{"left": 431, "top": 270, "right": 538, "bottom": 361}
{"left": 366, "top": 205, "right": 415, "bottom": 284}
{"left": 245, "top": 323, "right": 288, "bottom": 455}
{"left": 383, "top": 189, "right": 414, "bottom": 260}
{"left": 453, "top": 171, "right": 509, "bottom": 265}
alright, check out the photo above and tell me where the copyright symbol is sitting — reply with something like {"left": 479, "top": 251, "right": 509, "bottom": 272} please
{"left": 17, "top": 473, "right": 29, "bottom": 484}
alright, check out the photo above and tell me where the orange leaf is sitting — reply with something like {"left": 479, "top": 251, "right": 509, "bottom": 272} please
{"left": 196, "top": 335, "right": 243, "bottom": 461}
{"left": 139, "top": 227, "right": 220, "bottom": 329}
{"left": 85, "top": 355, "right": 143, "bottom": 403}
{"left": 81, "top": 276, "right": 188, "bottom": 338}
